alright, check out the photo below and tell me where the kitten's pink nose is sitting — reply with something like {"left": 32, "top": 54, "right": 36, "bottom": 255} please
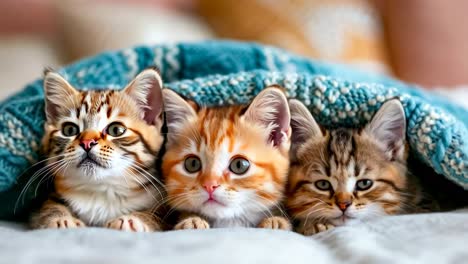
{"left": 337, "top": 201, "right": 352, "bottom": 211}
{"left": 80, "top": 139, "right": 98, "bottom": 152}
{"left": 335, "top": 192, "right": 353, "bottom": 212}
{"left": 203, "top": 180, "right": 220, "bottom": 194}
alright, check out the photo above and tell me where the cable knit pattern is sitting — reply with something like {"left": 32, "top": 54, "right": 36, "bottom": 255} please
{"left": 0, "top": 41, "right": 466, "bottom": 219}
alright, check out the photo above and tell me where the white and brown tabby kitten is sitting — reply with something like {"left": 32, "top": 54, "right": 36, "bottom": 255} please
{"left": 162, "top": 87, "right": 292, "bottom": 230}
{"left": 287, "top": 99, "right": 422, "bottom": 235}
{"left": 30, "top": 68, "right": 166, "bottom": 232}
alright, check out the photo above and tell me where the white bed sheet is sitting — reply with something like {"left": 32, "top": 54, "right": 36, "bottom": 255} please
{"left": 1, "top": 210, "right": 467, "bottom": 264}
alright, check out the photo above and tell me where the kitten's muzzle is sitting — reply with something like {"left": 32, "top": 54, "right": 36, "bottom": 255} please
{"left": 79, "top": 156, "right": 99, "bottom": 167}
{"left": 78, "top": 152, "right": 105, "bottom": 168}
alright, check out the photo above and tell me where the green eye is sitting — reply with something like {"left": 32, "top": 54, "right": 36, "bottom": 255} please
{"left": 356, "top": 179, "right": 373, "bottom": 191}
{"left": 315, "top": 180, "right": 331, "bottom": 191}
{"left": 229, "top": 157, "right": 250, "bottom": 175}
{"left": 106, "top": 122, "right": 126, "bottom": 137}
{"left": 62, "top": 122, "right": 79, "bottom": 137}
{"left": 184, "top": 156, "right": 202, "bottom": 173}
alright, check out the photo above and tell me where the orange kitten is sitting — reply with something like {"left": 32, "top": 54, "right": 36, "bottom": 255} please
{"left": 162, "top": 87, "right": 292, "bottom": 230}
{"left": 30, "top": 68, "right": 166, "bottom": 232}
{"left": 287, "top": 99, "right": 422, "bottom": 235}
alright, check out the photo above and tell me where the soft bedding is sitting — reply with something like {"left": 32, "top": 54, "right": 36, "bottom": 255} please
{"left": 1, "top": 210, "right": 467, "bottom": 264}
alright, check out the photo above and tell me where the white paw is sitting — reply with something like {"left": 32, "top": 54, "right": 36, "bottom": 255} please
{"left": 47, "top": 216, "right": 85, "bottom": 229}
{"left": 106, "top": 215, "right": 149, "bottom": 232}
{"left": 174, "top": 217, "right": 210, "bottom": 230}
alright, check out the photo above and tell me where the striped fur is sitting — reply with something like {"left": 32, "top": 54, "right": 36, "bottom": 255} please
{"left": 287, "top": 99, "right": 422, "bottom": 235}
{"left": 162, "top": 87, "right": 292, "bottom": 229}
{"left": 30, "top": 68, "right": 165, "bottom": 231}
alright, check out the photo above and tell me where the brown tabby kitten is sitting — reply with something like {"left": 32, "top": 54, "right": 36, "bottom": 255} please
{"left": 162, "top": 87, "right": 292, "bottom": 230}
{"left": 30, "top": 68, "right": 166, "bottom": 232}
{"left": 287, "top": 99, "right": 422, "bottom": 235}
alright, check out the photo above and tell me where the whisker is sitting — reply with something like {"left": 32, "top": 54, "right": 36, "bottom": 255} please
{"left": 33, "top": 160, "right": 68, "bottom": 197}
{"left": 303, "top": 207, "right": 328, "bottom": 228}
{"left": 254, "top": 195, "right": 289, "bottom": 220}
{"left": 124, "top": 170, "right": 158, "bottom": 202}
{"left": 127, "top": 166, "right": 164, "bottom": 200}
{"left": 14, "top": 156, "right": 69, "bottom": 212}
{"left": 118, "top": 156, "right": 165, "bottom": 198}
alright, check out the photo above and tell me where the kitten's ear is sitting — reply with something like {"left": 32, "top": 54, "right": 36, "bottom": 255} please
{"left": 123, "top": 67, "right": 164, "bottom": 125}
{"left": 289, "top": 99, "right": 322, "bottom": 145}
{"left": 43, "top": 69, "right": 79, "bottom": 121}
{"left": 162, "top": 89, "right": 198, "bottom": 143}
{"left": 243, "top": 87, "right": 290, "bottom": 147}
{"left": 365, "top": 99, "right": 406, "bottom": 160}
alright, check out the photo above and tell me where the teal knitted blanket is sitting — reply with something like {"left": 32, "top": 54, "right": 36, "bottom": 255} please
{"left": 0, "top": 41, "right": 466, "bottom": 220}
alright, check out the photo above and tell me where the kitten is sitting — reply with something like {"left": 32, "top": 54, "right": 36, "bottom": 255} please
{"left": 30, "top": 68, "right": 166, "bottom": 232}
{"left": 287, "top": 99, "right": 422, "bottom": 235}
{"left": 161, "top": 87, "right": 292, "bottom": 230}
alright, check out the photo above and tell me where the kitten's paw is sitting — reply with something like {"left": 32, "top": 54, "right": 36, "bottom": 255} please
{"left": 106, "top": 215, "right": 152, "bottom": 232}
{"left": 302, "top": 223, "right": 335, "bottom": 236}
{"left": 258, "top": 216, "right": 292, "bottom": 231}
{"left": 174, "top": 217, "right": 210, "bottom": 230}
{"left": 47, "top": 216, "right": 85, "bottom": 229}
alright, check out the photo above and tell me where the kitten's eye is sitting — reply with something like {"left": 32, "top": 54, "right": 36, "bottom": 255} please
{"left": 62, "top": 122, "right": 79, "bottom": 137}
{"left": 356, "top": 179, "right": 373, "bottom": 191}
{"left": 184, "top": 156, "right": 202, "bottom": 173}
{"left": 106, "top": 122, "right": 126, "bottom": 137}
{"left": 315, "top": 180, "right": 331, "bottom": 191}
{"left": 229, "top": 157, "right": 250, "bottom": 175}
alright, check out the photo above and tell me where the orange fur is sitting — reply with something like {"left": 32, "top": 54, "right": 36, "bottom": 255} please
{"left": 162, "top": 87, "right": 292, "bottom": 229}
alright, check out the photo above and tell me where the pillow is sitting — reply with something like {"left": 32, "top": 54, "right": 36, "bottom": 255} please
{"left": 197, "top": 0, "right": 391, "bottom": 74}
{"left": 54, "top": 0, "right": 213, "bottom": 63}
{"left": 0, "top": 41, "right": 466, "bottom": 220}
{"left": 0, "top": 36, "right": 60, "bottom": 100}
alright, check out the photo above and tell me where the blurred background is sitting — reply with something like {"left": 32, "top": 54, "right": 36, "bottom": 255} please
{"left": 0, "top": 0, "right": 467, "bottom": 106}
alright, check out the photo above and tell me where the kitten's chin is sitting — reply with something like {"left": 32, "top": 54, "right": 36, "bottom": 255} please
{"left": 64, "top": 163, "right": 128, "bottom": 182}
{"left": 62, "top": 155, "right": 132, "bottom": 181}
{"left": 327, "top": 206, "right": 387, "bottom": 226}
{"left": 198, "top": 202, "right": 242, "bottom": 219}
{"left": 328, "top": 215, "right": 356, "bottom": 226}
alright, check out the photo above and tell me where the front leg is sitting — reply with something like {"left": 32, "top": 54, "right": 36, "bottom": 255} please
{"left": 30, "top": 199, "right": 86, "bottom": 229}
{"left": 106, "top": 211, "right": 163, "bottom": 232}
{"left": 174, "top": 213, "right": 210, "bottom": 230}
{"left": 297, "top": 220, "right": 335, "bottom": 236}
{"left": 258, "top": 216, "right": 292, "bottom": 231}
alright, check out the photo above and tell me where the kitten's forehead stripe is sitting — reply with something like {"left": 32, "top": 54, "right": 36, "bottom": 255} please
{"left": 106, "top": 106, "right": 112, "bottom": 118}
{"left": 328, "top": 129, "right": 356, "bottom": 172}
{"left": 195, "top": 106, "right": 245, "bottom": 152}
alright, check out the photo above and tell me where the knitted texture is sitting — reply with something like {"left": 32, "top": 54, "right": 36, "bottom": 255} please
{"left": 0, "top": 41, "right": 466, "bottom": 219}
